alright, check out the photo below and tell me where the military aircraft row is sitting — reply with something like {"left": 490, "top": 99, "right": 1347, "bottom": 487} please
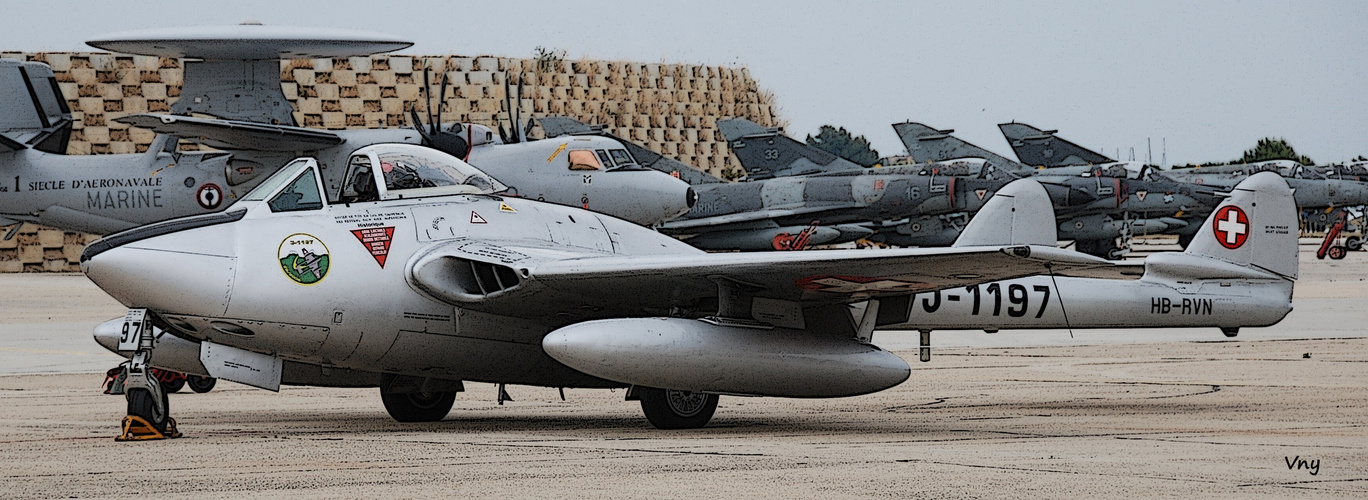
{"left": 0, "top": 24, "right": 1337, "bottom": 431}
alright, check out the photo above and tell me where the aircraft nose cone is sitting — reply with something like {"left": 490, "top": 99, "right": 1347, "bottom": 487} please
{"left": 82, "top": 225, "right": 236, "bottom": 318}
{"left": 599, "top": 171, "right": 694, "bottom": 225}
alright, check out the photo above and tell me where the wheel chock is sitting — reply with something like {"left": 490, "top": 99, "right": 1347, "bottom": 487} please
{"left": 115, "top": 416, "right": 182, "bottom": 441}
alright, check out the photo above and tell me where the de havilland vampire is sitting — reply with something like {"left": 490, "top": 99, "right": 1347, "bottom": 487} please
{"left": 81, "top": 141, "right": 1297, "bottom": 430}
{"left": 0, "top": 25, "right": 692, "bottom": 236}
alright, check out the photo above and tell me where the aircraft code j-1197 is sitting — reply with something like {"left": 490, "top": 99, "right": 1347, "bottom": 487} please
{"left": 82, "top": 144, "right": 1296, "bottom": 432}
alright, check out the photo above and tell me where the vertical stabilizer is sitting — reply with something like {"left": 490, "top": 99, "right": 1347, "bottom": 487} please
{"left": 998, "top": 122, "right": 1113, "bottom": 167}
{"left": 892, "top": 121, "right": 1026, "bottom": 172}
{"left": 952, "top": 179, "right": 1056, "bottom": 247}
{"left": 1183, "top": 172, "right": 1297, "bottom": 279}
{"left": 0, "top": 60, "right": 72, "bottom": 154}
{"left": 719, "top": 117, "right": 864, "bottom": 179}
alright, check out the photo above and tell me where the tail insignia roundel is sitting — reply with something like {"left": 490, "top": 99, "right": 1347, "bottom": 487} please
{"left": 1212, "top": 206, "right": 1249, "bottom": 249}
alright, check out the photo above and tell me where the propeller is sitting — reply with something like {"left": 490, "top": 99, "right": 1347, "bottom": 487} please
{"left": 408, "top": 60, "right": 471, "bottom": 159}
{"left": 501, "top": 71, "right": 535, "bottom": 144}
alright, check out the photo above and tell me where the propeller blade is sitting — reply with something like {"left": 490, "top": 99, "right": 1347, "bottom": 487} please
{"left": 514, "top": 75, "right": 526, "bottom": 143}
{"left": 409, "top": 107, "right": 431, "bottom": 142}
{"left": 437, "top": 69, "right": 450, "bottom": 136}
{"left": 502, "top": 72, "right": 517, "bottom": 143}
{"left": 423, "top": 63, "right": 435, "bottom": 137}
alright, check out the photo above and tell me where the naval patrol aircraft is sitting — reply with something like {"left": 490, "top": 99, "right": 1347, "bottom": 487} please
{"left": 80, "top": 142, "right": 1296, "bottom": 431}
{"left": 0, "top": 25, "right": 691, "bottom": 236}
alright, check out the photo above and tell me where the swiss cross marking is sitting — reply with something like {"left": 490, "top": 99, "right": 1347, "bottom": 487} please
{"left": 1212, "top": 205, "right": 1249, "bottom": 249}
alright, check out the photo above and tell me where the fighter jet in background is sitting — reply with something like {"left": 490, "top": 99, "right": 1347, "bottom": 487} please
{"left": 998, "top": 122, "right": 1368, "bottom": 237}
{"left": 81, "top": 144, "right": 1298, "bottom": 431}
{"left": 895, "top": 121, "right": 1222, "bottom": 255}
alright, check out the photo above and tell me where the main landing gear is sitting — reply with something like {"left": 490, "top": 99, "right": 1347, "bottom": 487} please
{"left": 633, "top": 387, "right": 719, "bottom": 429}
{"left": 379, "top": 374, "right": 461, "bottom": 422}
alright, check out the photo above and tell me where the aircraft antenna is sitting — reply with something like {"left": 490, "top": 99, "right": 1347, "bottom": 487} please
{"left": 1046, "top": 263, "right": 1074, "bottom": 338}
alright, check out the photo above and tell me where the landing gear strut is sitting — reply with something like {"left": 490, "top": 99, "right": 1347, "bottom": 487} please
{"left": 637, "top": 387, "right": 719, "bottom": 429}
{"left": 114, "top": 309, "right": 180, "bottom": 441}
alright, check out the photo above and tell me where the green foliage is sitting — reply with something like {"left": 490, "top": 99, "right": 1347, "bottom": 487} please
{"left": 1236, "top": 137, "right": 1313, "bottom": 165}
{"left": 805, "top": 125, "right": 880, "bottom": 167}
{"left": 533, "top": 46, "right": 566, "bottom": 73}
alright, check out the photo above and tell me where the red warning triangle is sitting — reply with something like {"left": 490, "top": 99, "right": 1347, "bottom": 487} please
{"left": 351, "top": 226, "right": 395, "bottom": 268}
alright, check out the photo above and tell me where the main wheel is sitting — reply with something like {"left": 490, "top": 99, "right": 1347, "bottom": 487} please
{"left": 380, "top": 386, "right": 456, "bottom": 422}
{"left": 1346, "top": 236, "right": 1363, "bottom": 252}
{"left": 126, "top": 387, "right": 168, "bottom": 433}
{"left": 638, "top": 387, "right": 718, "bottom": 429}
{"left": 160, "top": 376, "right": 185, "bottom": 394}
{"left": 187, "top": 375, "right": 217, "bottom": 394}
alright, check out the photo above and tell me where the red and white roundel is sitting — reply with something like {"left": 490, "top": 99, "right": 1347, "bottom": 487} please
{"left": 1211, "top": 205, "right": 1249, "bottom": 249}
{"left": 197, "top": 183, "right": 223, "bottom": 210}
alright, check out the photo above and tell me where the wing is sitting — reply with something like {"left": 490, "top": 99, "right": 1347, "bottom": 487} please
{"left": 407, "top": 239, "right": 1113, "bottom": 322}
{"left": 115, "top": 114, "right": 344, "bottom": 151}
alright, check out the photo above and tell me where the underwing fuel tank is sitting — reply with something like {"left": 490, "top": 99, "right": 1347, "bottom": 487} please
{"left": 543, "top": 318, "right": 911, "bottom": 397}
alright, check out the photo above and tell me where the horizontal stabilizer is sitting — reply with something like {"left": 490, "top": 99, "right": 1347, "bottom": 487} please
{"left": 116, "top": 114, "right": 343, "bottom": 152}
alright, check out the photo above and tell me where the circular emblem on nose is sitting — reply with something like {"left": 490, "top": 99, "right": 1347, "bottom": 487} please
{"left": 197, "top": 183, "right": 223, "bottom": 210}
{"left": 278, "top": 233, "right": 330, "bottom": 285}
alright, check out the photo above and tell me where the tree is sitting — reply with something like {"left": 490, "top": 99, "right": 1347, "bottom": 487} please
{"left": 1236, "top": 137, "right": 1314, "bottom": 165}
{"left": 806, "top": 125, "right": 880, "bottom": 167}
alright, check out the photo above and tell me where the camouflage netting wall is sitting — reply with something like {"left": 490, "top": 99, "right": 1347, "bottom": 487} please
{"left": 0, "top": 51, "right": 782, "bottom": 272}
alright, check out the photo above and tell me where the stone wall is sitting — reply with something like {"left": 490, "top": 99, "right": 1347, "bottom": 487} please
{"left": 1, "top": 52, "right": 781, "bottom": 272}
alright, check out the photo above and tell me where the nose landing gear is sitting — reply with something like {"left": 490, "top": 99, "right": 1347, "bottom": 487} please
{"left": 109, "top": 309, "right": 182, "bottom": 441}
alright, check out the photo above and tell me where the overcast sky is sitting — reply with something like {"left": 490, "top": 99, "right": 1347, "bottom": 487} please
{"left": 2, "top": 0, "right": 1363, "bottom": 165}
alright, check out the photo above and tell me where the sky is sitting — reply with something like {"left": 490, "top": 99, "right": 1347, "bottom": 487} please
{"left": 0, "top": 0, "right": 1363, "bottom": 166}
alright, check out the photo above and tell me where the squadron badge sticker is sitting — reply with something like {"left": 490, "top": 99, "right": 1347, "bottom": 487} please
{"left": 278, "top": 233, "right": 330, "bottom": 285}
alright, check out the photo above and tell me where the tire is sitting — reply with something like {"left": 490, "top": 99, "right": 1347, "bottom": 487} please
{"left": 1346, "top": 236, "right": 1363, "bottom": 252}
{"left": 638, "top": 387, "right": 719, "bottom": 429}
{"left": 380, "top": 386, "right": 456, "bottom": 422}
{"left": 127, "top": 387, "right": 168, "bottom": 433}
{"left": 187, "top": 375, "right": 217, "bottom": 394}
{"left": 1105, "top": 247, "right": 1125, "bottom": 261}
{"left": 160, "top": 377, "right": 185, "bottom": 394}
{"left": 1329, "top": 246, "right": 1348, "bottom": 260}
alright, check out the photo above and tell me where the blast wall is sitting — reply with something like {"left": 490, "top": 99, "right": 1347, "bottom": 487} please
{"left": 0, "top": 52, "right": 781, "bottom": 272}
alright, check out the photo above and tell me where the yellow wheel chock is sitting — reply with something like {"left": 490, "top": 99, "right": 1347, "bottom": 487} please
{"left": 115, "top": 416, "right": 182, "bottom": 441}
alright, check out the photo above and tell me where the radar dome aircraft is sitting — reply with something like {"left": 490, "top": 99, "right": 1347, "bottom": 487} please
{"left": 80, "top": 143, "right": 1297, "bottom": 432}
{"left": 0, "top": 25, "right": 692, "bottom": 236}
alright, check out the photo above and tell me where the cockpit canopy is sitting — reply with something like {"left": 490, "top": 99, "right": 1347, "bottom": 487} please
{"left": 339, "top": 143, "right": 506, "bottom": 202}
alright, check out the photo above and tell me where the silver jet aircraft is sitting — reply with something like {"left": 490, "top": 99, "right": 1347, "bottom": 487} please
{"left": 81, "top": 143, "right": 1296, "bottom": 430}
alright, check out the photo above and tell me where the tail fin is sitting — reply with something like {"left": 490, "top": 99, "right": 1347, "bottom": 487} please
{"left": 892, "top": 121, "right": 1025, "bottom": 172}
{"left": 0, "top": 59, "right": 72, "bottom": 154}
{"left": 1180, "top": 172, "right": 1297, "bottom": 280}
{"left": 537, "top": 116, "right": 725, "bottom": 184}
{"left": 718, "top": 118, "right": 864, "bottom": 179}
{"left": 998, "top": 122, "right": 1113, "bottom": 167}
{"left": 953, "top": 179, "right": 1056, "bottom": 247}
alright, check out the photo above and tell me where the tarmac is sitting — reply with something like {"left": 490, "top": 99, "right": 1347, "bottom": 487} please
{"left": 0, "top": 241, "right": 1365, "bottom": 498}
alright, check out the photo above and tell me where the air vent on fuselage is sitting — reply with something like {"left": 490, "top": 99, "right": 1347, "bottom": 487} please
{"left": 450, "top": 258, "right": 521, "bottom": 296}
